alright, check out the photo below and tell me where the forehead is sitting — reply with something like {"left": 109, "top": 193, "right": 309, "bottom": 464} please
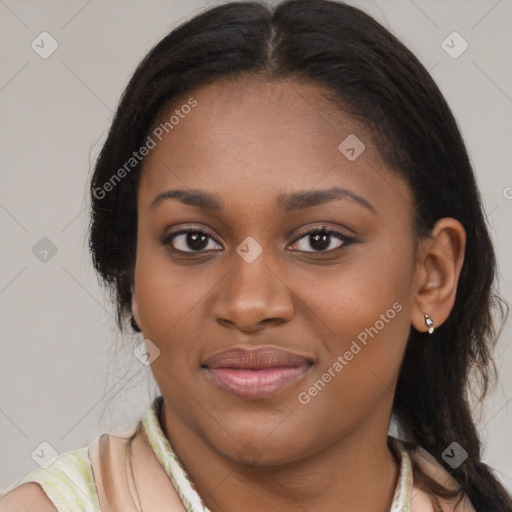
{"left": 145, "top": 75, "right": 372, "bottom": 165}
{"left": 138, "top": 75, "right": 413, "bottom": 216}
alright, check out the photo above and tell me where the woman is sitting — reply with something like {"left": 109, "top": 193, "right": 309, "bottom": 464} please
{"left": 1, "top": 0, "right": 510, "bottom": 510}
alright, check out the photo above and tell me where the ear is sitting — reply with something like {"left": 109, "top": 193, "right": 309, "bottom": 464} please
{"left": 131, "top": 283, "right": 141, "bottom": 328}
{"left": 411, "top": 218, "right": 466, "bottom": 333}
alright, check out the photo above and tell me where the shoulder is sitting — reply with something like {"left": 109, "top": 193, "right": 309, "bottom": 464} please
{"left": 0, "top": 482, "right": 56, "bottom": 512}
{"left": 408, "top": 443, "right": 476, "bottom": 512}
{"left": 0, "top": 445, "right": 100, "bottom": 512}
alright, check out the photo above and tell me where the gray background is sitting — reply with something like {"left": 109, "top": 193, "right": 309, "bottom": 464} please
{"left": 1, "top": 0, "right": 511, "bottom": 494}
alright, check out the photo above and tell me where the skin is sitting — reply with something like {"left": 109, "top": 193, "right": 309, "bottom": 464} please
{"left": 131, "top": 75, "right": 466, "bottom": 512}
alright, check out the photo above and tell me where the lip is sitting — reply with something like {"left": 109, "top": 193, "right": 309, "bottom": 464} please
{"left": 202, "top": 346, "right": 313, "bottom": 399}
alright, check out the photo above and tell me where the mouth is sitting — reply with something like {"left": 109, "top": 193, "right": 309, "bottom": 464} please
{"left": 202, "top": 346, "right": 313, "bottom": 400}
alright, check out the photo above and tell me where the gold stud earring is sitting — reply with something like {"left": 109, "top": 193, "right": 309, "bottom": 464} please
{"left": 424, "top": 313, "right": 435, "bottom": 334}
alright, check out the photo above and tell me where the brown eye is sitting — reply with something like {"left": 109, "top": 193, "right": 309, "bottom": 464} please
{"left": 164, "top": 230, "right": 223, "bottom": 253}
{"left": 289, "top": 228, "right": 355, "bottom": 253}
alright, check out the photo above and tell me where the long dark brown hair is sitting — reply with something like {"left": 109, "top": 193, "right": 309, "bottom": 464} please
{"left": 88, "top": 1, "right": 511, "bottom": 510}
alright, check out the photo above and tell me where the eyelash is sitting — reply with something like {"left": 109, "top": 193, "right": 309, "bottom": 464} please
{"left": 162, "top": 224, "right": 356, "bottom": 255}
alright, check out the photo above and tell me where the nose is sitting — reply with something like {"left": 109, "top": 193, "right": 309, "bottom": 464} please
{"left": 211, "top": 249, "right": 295, "bottom": 332}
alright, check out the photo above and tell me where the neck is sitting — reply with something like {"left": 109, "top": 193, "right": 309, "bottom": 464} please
{"left": 159, "top": 401, "right": 400, "bottom": 512}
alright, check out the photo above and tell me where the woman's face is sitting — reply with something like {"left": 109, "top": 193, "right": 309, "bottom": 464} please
{"left": 132, "top": 76, "right": 419, "bottom": 465}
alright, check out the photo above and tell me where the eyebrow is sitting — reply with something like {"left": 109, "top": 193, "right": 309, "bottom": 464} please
{"left": 149, "top": 187, "right": 375, "bottom": 214}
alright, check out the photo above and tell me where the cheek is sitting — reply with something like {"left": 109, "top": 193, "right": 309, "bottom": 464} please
{"left": 296, "top": 238, "right": 414, "bottom": 341}
{"left": 133, "top": 239, "right": 217, "bottom": 363}
{"left": 293, "top": 239, "right": 414, "bottom": 400}
{"left": 293, "top": 292, "right": 411, "bottom": 446}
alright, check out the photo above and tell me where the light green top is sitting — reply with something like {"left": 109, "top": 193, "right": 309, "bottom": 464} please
{"left": 0, "top": 396, "right": 413, "bottom": 511}
{"left": 0, "top": 446, "right": 99, "bottom": 512}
